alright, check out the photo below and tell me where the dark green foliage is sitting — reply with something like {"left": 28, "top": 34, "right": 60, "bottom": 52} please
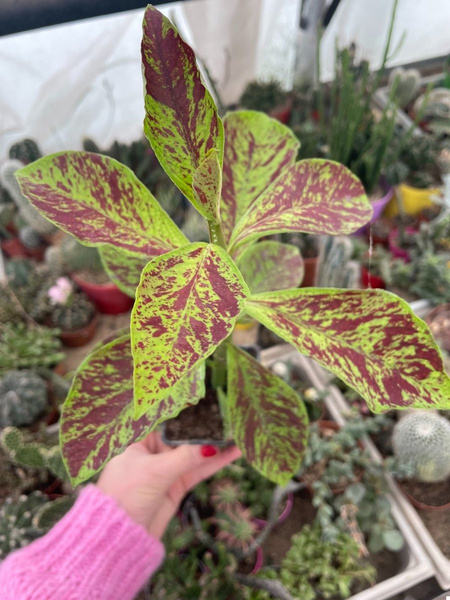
{"left": 9, "top": 139, "right": 42, "bottom": 165}
{"left": 45, "top": 234, "right": 104, "bottom": 276}
{"left": 239, "top": 80, "right": 288, "bottom": 114}
{"left": 0, "top": 370, "right": 48, "bottom": 428}
{"left": 0, "top": 322, "right": 64, "bottom": 375}
{"left": 384, "top": 134, "right": 440, "bottom": 188}
{"left": 5, "top": 258, "right": 34, "bottom": 288}
{"left": 0, "top": 492, "right": 47, "bottom": 559}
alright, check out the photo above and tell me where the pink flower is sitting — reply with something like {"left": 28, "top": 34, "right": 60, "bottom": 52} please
{"left": 48, "top": 277, "right": 73, "bottom": 305}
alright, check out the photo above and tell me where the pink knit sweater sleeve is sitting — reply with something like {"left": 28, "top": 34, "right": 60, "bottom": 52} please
{"left": 0, "top": 485, "right": 165, "bottom": 600}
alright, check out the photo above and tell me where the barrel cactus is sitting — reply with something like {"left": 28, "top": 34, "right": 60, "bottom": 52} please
{"left": 393, "top": 412, "right": 450, "bottom": 483}
{"left": 0, "top": 371, "right": 48, "bottom": 428}
{"left": 0, "top": 493, "right": 47, "bottom": 559}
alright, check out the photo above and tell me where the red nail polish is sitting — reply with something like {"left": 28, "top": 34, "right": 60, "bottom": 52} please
{"left": 201, "top": 445, "right": 218, "bottom": 457}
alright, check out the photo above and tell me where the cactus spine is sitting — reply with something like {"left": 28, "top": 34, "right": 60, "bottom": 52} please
{"left": 393, "top": 412, "right": 450, "bottom": 483}
{"left": 0, "top": 371, "right": 48, "bottom": 428}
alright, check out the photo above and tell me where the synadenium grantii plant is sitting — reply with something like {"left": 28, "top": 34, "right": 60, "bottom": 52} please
{"left": 16, "top": 6, "right": 450, "bottom": 486}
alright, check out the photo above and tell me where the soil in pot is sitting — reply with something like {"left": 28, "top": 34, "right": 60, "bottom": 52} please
{"left": 400, "top": 477, "right": 450, "bottom": 508}
{"left": 164, "top": 386, "right": 224, "bottom": 443}
{"left": 261, "top": 490, "right": 316, "bottom": 564}
{"left": 417, "top": 508, "right": 450, "bottom": 558}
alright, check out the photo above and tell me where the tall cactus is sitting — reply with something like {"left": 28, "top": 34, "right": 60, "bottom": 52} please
{"left": 315, "top": 236, "right": 360, "bottom": 288}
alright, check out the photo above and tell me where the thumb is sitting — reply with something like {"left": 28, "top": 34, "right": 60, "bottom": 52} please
{"left": 158, "top": 444, "right": 215, "bottom": 480}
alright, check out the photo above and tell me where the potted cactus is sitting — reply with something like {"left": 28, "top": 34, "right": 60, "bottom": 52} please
{"left": 36, "top": 277, "right": 98, "bottom": 348}
{"left": 13, "top": 5, "right": 450, "bottom": 489}
{"left": 393, "top": 412, "right": 450, "bottom": 511}
{"left": 0, "top": 370, "right": 48, "bottom": 429}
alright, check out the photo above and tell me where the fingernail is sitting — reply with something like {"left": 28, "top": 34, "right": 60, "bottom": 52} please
{"left": 201, "top": 445, "right": 218, "bottom": 457}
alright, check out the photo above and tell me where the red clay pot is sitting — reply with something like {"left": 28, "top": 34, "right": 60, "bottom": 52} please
{"left": 269, "top": 98, "right": 292, "bottom": 124}
{"left": 59, "top": 313, "right": 99, "bottom": 348}
{"left": 301, "top": 257, "right": 318, "bottom": 287}
{"left": 72, "top": 274, "right": 134, "bottom": 315}
{"left": 1, "top": 237, "right": 28, "bottom": 258}
{"left": 361, "top": 266, "right": 386, "bottom": 289}
{"left": 398, "top": 480, "right": 450, "bottom": 513}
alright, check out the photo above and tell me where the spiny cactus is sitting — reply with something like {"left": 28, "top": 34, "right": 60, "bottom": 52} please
{"left": 0, "top": 370, "right": 48, "bottom": 428}
{"left": 315, "top": 236, "right": 360, "bottom": 288}
{"left": 0, "top": 493, "right": 48, "bottom": 558}
{"left": 5, "top": 258, "right": 33, "bottom": 288}
{"left": 49, "top": 292, "right": 95, "bottom": 331}
{"left": 214, "top": 505, "right": 257, "bottom": 552}
{"left": 210, "top": 479, "right": 243, "bottom": 509}
{"left": 0, "top": 160, "right": 56, "bottom": 236}
{"left": 393, "top": 412, "right": 450, "bottom": 483}
{"left": 19, "top": 226, "right": 45, "bottom": 250}
{"left": 9, "top": 139, "right": 42, "bottom": 165}
{"left": 388, "top": 67, "right": 421, "bottom": 109}
{"left": 45, "top": 234, "right": 104, "bottom": 276}
{"left": 1, "top": 427, "right": 68, "bottom": 481}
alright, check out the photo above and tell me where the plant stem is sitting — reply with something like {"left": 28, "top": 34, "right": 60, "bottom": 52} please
{"left": 208, "top": 221, "right": 227, "bottom": 249}
{"left": 234, "top": 573, "right": 295, "bottom": 600}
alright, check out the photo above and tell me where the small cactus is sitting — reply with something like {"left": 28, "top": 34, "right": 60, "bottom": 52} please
{"left": 1, "top": 427, "right": 68, "bottom": 481}
{"left": 210, "top": 479, "right": 243, "bottom": 509}
{"left": 0, "top": 493, "right": 48, "bottom": 559}
{"left": 214, "top": 505, "right": 257, "bottom": 551}
{"left": 9, "top": 139, "right": 42, "bottom": 165}
{"left": 19, "top": 226, "right": 45, "bottom": 250}
{"left": 388, "top": 67, "right": 421, "bottom": 109}
{"left": 5, "top": 258, "right": 33, "bottom": 288}
{"left": 393, "top": 412, "right": 450, "bottom": 483}
{"left": 0, "top": 371, "right": 48, "bottom": 429}
{"left": 45, "top": 234, "right": 104, "bottom": 276}
{"left": 50, "top": 292, "right": 95, "bottom": 331}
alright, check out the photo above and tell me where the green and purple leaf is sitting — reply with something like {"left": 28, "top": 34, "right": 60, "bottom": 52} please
{"left": 227, "top": 345, "right": 309, "bottom": 485}
{"left": 221, "top": 111, "right": 299, "bottom": 243}
{"left": 61, "top": 335, "right": 205, "bottom": 485}
{"left": 142, "top": 5, "right": 224, "bottom": 218}
{"left": 192, "top": 149, "right": 222, "bottom": 223}
{"left": 246, "top": 288, "right": 450, "bottom": 412}
{"left": 16, "top": 151, "right": 188, "bottom": 255}
{"left": 236, "top": 241, "right": 304, "bottom": 294}
{"left": 132, "top": 243, "right": 249, "bottom": 417}
{"left": 100, "top": 246, "right": 152, "bottom": 298}
{"left": 228, "top": 159, "right": 372, "bottom": 251}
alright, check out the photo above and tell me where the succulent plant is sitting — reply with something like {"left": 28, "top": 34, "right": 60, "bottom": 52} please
{"left": 0, "top": 493, "right": 48, "bottom": 559}
{"left": 239, "top": 80, "right": 288, "bottom": 114}
{"left": 0, "top": 370, "right": 48, "bottom": 428}
{"left": 214, "top": 505, "right": 257, "bottom": 552}
{"left": 49, "top": 291, "right": 95, "bottom": 332}
{"left": 0, "top": 322, "right": 64, "bottom": 375}
{"left": 315, "top": 236, "right": 360, "bottom": 288}
{"left": 45, "top": 234, "right": 104, "bottom": 276}
{"left": 210, "top": 479, "right": 243, "bottom": 509}
{"left": 0, "top": 160, "right": 56, "bottom": 236}
{"left": 388, "top": 67, "right": 421, "bottom": 109}
{"left": 413, "top": 87, "right": 450, "bottom": 137}
{"left": 1, "top": 426, "right": 68, "bottom": 481}
{"left": 393, "top": 411, "right": 450, "bottom": 482}
{"left": 9, "top": 139, "right": 42, "bottom": 165}
{"left": 5, "top": 257, "right": 33, "bottom": 288}
{"left": 19, "top": 226, "right": 45, "bottom": 250}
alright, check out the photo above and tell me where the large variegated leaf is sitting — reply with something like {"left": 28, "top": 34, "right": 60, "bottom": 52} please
{"left": 61, "top": 335, "right": 205, "bottom": 485}
{"left": 132, "top": 243, "right": 249, "bottom": 417}
{"left": 100, "top": 246, "right": 152, "bottom": 298}
{"left": 222, "top": 111, "right": 299, "bottom": 242}
{"left": 192, "top": 149, "right": 222, "bottom": 223}
{"left": 236, "top": 241, "right": 304, "bottom": 294}
{"left": 228, "top": 159, "right": 372, "bottom": 251}
{"left": 227, "top": 345, "right": 309, "bottom": 485}
{"left": 142, "top": 5, "right": 223, "bottom": 219}
{"left": 16, "top": 151, "right": 188, "bottom": 255}
{"left": 246, "top": 289, "right": 450, "bottom": 412}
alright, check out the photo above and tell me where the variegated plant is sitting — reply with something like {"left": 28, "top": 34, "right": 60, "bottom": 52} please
{"left": 16, "top": 6, "right": 450, "bottom": 487}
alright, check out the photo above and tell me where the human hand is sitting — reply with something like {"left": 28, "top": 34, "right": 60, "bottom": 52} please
{"left": 98, "top": 433, "right": 241, "bottom": 539}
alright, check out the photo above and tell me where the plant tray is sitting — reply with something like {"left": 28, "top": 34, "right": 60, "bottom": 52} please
{"left": 300, "top": 351, "right": 450, "bottom": 591}
{"left": 260, "top": 344, "right": 435, "bottom": 599}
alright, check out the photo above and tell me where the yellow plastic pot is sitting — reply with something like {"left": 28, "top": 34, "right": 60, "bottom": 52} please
{"left": 384, "top": 183, "right": 441, "bottom": 218}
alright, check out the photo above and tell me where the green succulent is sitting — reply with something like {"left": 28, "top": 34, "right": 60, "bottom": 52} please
{"left": 0, "top": 370, "right": 48, "bottom": 428}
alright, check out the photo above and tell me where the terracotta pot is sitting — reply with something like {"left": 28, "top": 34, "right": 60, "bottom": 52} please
{"left": 398, "top": 480, "right": 450, "bottom": 513}
{"left": 388, "top": 227, "right": 418, "bottom": 262}
{"left": 360, "top": 266, "right": 386, "bottom": 289}
{"left": 301, "top": 257, "right": 318, "bottom": 287}
{"left": 59, "top": 312, "right": 99, "bottom": 348}
{"left": 72, "top": 273, "right": 134, "bottom": 315}
{"left": 24, "top": 245, "right": 46, "bottom": 261}
{"left": 1, "top": 237, "right": 27, "bottom": 258}
{"left": 425, "top": 304, "right": 450, "bottom": 352}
